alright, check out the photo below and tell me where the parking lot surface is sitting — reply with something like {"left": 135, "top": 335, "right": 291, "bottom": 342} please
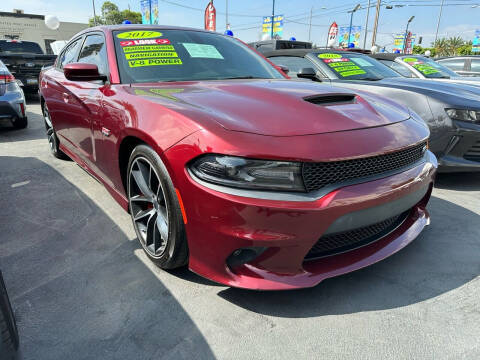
{"left": 0, "top": 100, "right": 479, "bottom": 360}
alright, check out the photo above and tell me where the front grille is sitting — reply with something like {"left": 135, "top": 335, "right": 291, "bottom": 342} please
{"left": 464, "top": 140, "right": 480, "bottom": 162}
{"left": 302, "top": 142, "right": 426, "bottom": 192}
{"left": 305, "top": 211, "right": 410, "bottom": 260}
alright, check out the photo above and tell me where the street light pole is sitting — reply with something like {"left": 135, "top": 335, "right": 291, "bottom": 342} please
{"left": 226, "top": 0, "right": 229, "bottom": 31}
{"left": 308, "top": 6, "right": 313, "bottom": 42}
{"left": 92, "top": 0, "right": 97, "bottom": 26}
{"left": 371, "top": 0, "right": 381, "bottom": 47}
{"left": 271, "top": 0, "right": 275, "bottom": 40}
{"left": 403, "top": 16, "right": 415, "bottom": 53}
{"left": 347, "top": 4, "right": 361, "bottom": 48}
{"left": 363, "top": 0, "right": 371, "bottom": 49}
{"left": 434, "top": 0, "right": 445, "bottom": 44}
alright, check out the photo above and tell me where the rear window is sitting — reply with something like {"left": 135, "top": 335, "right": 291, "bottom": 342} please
{"left": 113, "top": 29, "right": 283, "bottom": 83}
{"left": 0, "top": 40, "right": 43, "bottom": 54}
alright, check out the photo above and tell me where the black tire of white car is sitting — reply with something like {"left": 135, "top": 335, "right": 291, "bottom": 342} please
{"left": 11, "top": 117, "right": 27, "bottom": 129}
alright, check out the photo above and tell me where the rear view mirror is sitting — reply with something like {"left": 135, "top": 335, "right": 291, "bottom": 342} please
{"left": 297, "top": 67, "right": 317, "bottom": 81}
{"left": 64, "top": 63, "right": 107, "bottom": 82}
{"left": 277, "top": 65, "right": 289, "bottom": 74}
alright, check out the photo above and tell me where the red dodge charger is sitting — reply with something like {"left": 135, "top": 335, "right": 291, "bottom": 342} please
{"left": 39, "top": 26, "right": 437, "bottom": 290}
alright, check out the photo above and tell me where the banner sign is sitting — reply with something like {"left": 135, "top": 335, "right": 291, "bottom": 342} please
{"left": 327, "top": 22, "right": 338, "bottom": 47}
{"left": 204, "top": 1, "right": 216, "bottom": 32}
{"left": 140, "top": 0, "right": 159, "bottom": 24}
{"left": 473, "top": 30, "right": 480, "bottom": 53}
{"left": 338, "top": 26, "right": 362, "bottom": 48}
{"left": 262, "top": 15, "right": 284, "bottom": 38}
{"left": 393, "top": 33, "right": 416, "bottom": 53}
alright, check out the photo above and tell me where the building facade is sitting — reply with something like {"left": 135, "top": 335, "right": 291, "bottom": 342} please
{"left": 0, "top": 10, "right": 88, "bottom": 54}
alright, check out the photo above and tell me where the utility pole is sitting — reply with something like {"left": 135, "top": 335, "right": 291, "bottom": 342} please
{"left": 434, "top": 0, "right": 445, "bottom": 44}
{"left": 271, "top": 0, "right": 275, "bottom": 40}
{"left": 92, "top": 0, "right": 97, "bottom": 26}
{"left": 226, "top": 0, "right": 229, "bottom": 30}
{"left": 371, "top": 0, "right": 381, "bottom": 47}
{"left": 363, "top": 0, "right": 371, "bottom": 49}
{"left": 308, "top": 6, "right": 313, "bottom": 42}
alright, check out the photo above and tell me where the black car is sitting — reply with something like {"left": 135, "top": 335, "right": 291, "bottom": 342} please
{"left": 0, "top": 271, "right": 19, "bottom": 359}
{"left": 436, "top": 56, "right": 480, "bottom": 77}
{"left": 262, "top": 48, "right": 480, "bottom": 172}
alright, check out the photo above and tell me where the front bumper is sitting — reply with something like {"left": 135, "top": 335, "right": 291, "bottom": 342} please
{"left": 177, "top": 151, "right": 437, "bottom": 290}
{"left": 436, "top": 120, "right": 480, "bottom": 173}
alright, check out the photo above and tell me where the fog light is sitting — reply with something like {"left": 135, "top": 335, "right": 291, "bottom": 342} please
{"left": 226, "top": 247, "right": 267, "bottom": 270}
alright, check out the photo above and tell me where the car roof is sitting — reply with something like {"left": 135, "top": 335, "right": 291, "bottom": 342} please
{"left": 437, "top": 55, "right": 480, "bottom": 60}
{"left": 261, "top": 48, "right": 369, "bottom": 58}
{"left": 369, "top": 53, "right": 405, "bottom": 60}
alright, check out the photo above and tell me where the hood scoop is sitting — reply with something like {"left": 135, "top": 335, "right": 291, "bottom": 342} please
{"left": 304, "top": 93, "right": 356, "bottom": 106}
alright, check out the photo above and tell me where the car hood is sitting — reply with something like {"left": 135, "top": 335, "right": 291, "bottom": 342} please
{"left": 129, "top": 79, "right": 411, "bottom": 136}
{"left": 341, "top": 77, "right": 480, "bottom": 106}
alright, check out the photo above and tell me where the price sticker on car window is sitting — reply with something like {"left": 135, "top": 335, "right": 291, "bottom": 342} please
{"left": 182, "top": 43, "right": 224, "bottom": 59}
{"left": 117, "top": 31, "right": 163, "bottom": 39}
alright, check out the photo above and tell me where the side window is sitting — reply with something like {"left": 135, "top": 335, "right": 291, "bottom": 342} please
{"left": 379, "top": 60, "right": 415, "bottom": 78}
{"left": 77, "top": 34, "right": 108, "bottom": 75}
{"left": 58, "top": 39, "right": 81, "bottom": 69}
{"left": 438, "top": 58, "right": 465, "bottom": 71}
{"left": 269, "top": 56, "right": 315, "bottom": 77}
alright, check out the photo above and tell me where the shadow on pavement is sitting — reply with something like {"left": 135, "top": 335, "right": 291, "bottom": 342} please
{"left": 0, "top": 106, "right": 46, "bottom": 142}
{"left": 0, "top": 156, "right": 214, "bottom": 360}
{"left": 218, "top": 196, "right": 479, "bottom": 317}
{"left": 435, "top": 172, "right": 480, "bottom": 191}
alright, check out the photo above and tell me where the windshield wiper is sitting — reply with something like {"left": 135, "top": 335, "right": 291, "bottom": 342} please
{"left": 357, "top": 77, "right": 383, "bottom": 81}
{"left": 220, "top": 76, "right": 265, "bottom": 80}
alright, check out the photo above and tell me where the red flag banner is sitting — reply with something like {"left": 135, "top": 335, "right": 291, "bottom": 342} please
{"left": 327, "top": 22, "right": 338, "bottom": 46}
{"left": 204, "top": 1, "right": 216, "bottom": 32}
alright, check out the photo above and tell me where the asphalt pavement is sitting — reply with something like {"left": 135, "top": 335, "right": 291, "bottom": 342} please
{"left": 0, "top": 99, "right": 479, "bottom": 360}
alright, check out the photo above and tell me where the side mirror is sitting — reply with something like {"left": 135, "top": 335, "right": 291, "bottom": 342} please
{"left": 277, "top": 65, "right": 289, "bottom": 74}
{"left": 297, "top": 67, "right": 318, "bottom": 81}
{"left": 64, "top": 63, "right": 107, "bottom": 82}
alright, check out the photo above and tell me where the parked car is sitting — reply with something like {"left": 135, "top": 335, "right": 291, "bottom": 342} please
{"left": 0, "top": 60, "right": 27, "bottom": 129}
{"left": 369, "top": 53, "right": 480, "bottom": 86}
{"left": 0, "top": 271, "right": 19, "bottom": 360}
{"left": 39, "top": 25, "right": 436, "bottom": 290}
{"left": 262, "top": 48, "right": 480, "bottom": 173}
{"left": 436, "top": 56, "right": 480, "bottom": 77}
{"left": 0, "top": 39, "right": 56, "bottom": 94}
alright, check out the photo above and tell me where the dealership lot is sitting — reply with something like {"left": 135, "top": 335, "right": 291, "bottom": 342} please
{"left": 0, "top": 101, "right": 479, "bottom": 360}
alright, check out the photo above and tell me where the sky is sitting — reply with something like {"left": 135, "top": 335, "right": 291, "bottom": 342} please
{"left": 1, "top": 0, "right": 479, "bottom": 49}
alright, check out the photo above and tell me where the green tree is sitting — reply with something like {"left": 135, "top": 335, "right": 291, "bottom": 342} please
{"left": 447, "top": 36, "right": 464, "bottom": 55}
{"left": 88, "top": 1, "right": 142, "bottom": 26}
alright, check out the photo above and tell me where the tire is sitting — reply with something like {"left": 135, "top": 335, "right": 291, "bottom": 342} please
{"left": 0, "top": 272, "right": 19, "bottom": 356}
{"left": 42, "top": 104, "right": 68, "bottom": 160}
{"left": 11, "top": 117, "right": 27, "bottom": 129}
{"left": 127, "top": 145, "right": 188, "bottom": 269}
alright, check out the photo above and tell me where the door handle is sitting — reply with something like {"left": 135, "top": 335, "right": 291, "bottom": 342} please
{"left": 62, "top": 92, "right": 69, "bottom": 103}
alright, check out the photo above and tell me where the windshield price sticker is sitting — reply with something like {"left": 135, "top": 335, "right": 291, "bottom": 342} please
{"left": 402, "top": 57, "right": 421, "bottom": 64}
{"left": 320, "top": 56, "right": 367, "bottom": 77}
{"left": 318, "top": 53, "right": 342, "bottom": 59}
{"left": 117, "top": 31, "right": 163, "bottom": 39}
{"left": 412, "top": 64, "right": 439, "bottom": 75}
{"left": 182, "top": 43, "right": 224, "bottom": 59}
{"left": 120, "top": 39, "right": 171, "bottom": 47}
{"left": 128, "top": 58, "right": 183, "bottom": 67}
{"left": 123, "top": 45, "right": 175, "bottom": 53}
{"left": 125, "top": 51, "right": 179, "bottom": 60}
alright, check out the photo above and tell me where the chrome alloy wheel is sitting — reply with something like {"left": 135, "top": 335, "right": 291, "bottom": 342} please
{"left": 129, "top": 157, "right": 169, "bottom": 257}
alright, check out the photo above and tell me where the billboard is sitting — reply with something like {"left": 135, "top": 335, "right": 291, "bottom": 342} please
{"left": 262, "top": 15, "right": 284, "bottom": 38}
{"left": 204, "top": 1, "right": 216, "bottom": 31}
{"left": 140, "top": 0, "right": 159, "bottom": 25}
{"left": 393, "top": 33, "right": 417, "bottom": 53}
{"left": 473, "top": 30, "right": 480, "bottom": 53}
{"left": 338, "top": 26, "right": 362, "bottom": 48}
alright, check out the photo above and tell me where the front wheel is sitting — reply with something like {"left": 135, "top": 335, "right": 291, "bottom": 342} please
{"left": 127, "top": 145, "right": 188, "bottom": 269}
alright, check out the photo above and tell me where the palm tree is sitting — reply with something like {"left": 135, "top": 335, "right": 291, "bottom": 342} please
{"left": 447, "top": 36, "right": 465, "bottom": 56}
{"left": 433, "top": 38, "right": 449, "bottom": 56}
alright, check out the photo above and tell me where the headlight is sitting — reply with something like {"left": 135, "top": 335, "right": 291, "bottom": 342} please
{"left": 189, "top": 155, "right": 305, "bottom": 191}
{"left": 445, "top": 108, "right": 480, "bottom": 123}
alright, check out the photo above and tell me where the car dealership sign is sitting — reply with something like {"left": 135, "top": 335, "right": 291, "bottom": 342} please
{"left": 204, "top": 1, "right": 216, "bottom": 32}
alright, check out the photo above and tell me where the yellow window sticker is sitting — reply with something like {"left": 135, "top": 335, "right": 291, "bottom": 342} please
{"left": 117, "top": 31, "right": 163, "bottom": 39}
{"left": 125, "top": 51, "right": 179, "bottom": 60}
{"left": 123, "top": 45, "right": 175, "bottom": 53}
{"left": 128, "top": 58, "right": 183, "bottom": 67}
{"left": 182, "top": 43, "right": 224, "bottom": 59}
{"left": 318, "top": 53, "right": 342, "bottom": 59}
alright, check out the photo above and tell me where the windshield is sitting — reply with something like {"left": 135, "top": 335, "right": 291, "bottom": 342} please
{"left": 113, "top": 29, "right": 284, "bottom": 83}
{"left": 0, "top": 40, "right": 44, "bottom": 54}
{"left": 311, "top": 52, "right": 400, "bottom": 81}
{"left": 399, "top": 56, "right": 458, "bottom": 79}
